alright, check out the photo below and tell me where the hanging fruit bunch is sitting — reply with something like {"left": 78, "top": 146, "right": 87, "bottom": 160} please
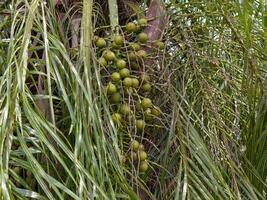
{"left": 94, "top": 17, "right": 165, "bottom": 174}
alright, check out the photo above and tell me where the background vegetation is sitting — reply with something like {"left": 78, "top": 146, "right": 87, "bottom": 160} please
{"left": 0, "top": 0, "right": 266, "bottom": 199}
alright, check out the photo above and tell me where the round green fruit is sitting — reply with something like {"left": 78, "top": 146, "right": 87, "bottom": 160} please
{"left": 111, "top": 72, "right": 121, "bottom": 82}
{"left": 116, "top": 59, "right": 126, "bottom": 69}
{"left": 132, "top": 140, "right": 139, "bottom": 152}
{"left": 141, "top": 98, "right": 152, "bottom": 109}
{"left": 112, "top": 113, "right": 121, "bottom": 124}
{"left": 132, "top": 152, "right": 138, "bottom": 160}
{"left": 138, "top": 151, "right": 147, "bottom": 161}
{"left": 140, "top": 73, "right": 150, "bottom": 83}
{"left": 111, "top": 92, "right": 121, "bottom": 103}
{"left": 144, "top": 108, "right": 154, "bottom": 121}
{"left": 141, "top": 83, "right": 151, "bottom": 92}
{"left": 126, "top": 22, "right": 136, "bottom": 33}
{"left": 136, "top": 119, "right": 145, "bottom": 130}
{"left": 131, "top": 78, "right": 139, "bottom": 88}
{"left": 155, "top": 40, "right": 165, "bottom": 49}
{"left": 139, "top": 161, "right": 149, "bottom": 172}
{"left": 137, "top": 49, "right": 147, "bottom": 59}
{"left": 131, "top": 43, "right": 141, "bottom": 51}
{"left": 138, "top": 32, "right": 149, "bottom": 43}
{"left": 120, "top": 104, "right": 131, "bottom": 115}
{"left": 96, "top": 38, "right": 106, "bottom": 48}
{"left": 120, "top": 68, "right": 130, "bottom": 78}
{"left": 151, "top": 106, "right": 161, "bottom": 117}
{"left": 107, "top": 83, "right": 117, "bottom": 94}
{"left": 131, "top": 62, "right": 140, "bottom": 70}
{"left": 139, "top": 144, "right": 145, "bottom": 151}
{"left": 98, "top": 57, "right": 107, "bottom": 67}
{"left": 113, "top": 35, "right": 124, "bottom": 46}
{"left": 123, "top": 77, "right": 132, "bottom": 87}
{"left": 129, "top": 52, "right": 137, "bottom": 61}
{"left": 104, "top": 50, "right": 116, "bottom": 61}
{"left": 136, "top": 102, "right": 142, "bottom": 111}
{"left": 138, "top": 18, "right": 148, "bottom": 27}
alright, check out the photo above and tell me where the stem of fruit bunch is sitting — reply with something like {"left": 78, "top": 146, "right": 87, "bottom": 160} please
{"left": 108, "top": 0, "right": 119, "bottom": 30}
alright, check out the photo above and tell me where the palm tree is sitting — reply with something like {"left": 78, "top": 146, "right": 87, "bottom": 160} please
{"left": 0, "top": 0, "right": 266, "bottom": 199}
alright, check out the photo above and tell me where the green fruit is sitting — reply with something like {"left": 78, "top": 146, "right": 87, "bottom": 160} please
{"left": 111, "top": 92, "right": 121, "bottom": 103}
{"left": 98, "top": 57, "right": 107, "bottom": 67}
{"left": 112, "top": 113, "right": 121, "bottom": 124}
{"left": 131, "top": 43, "right": 141, "bottom": 51}
{"left": 155, "top": 40, "right": 165, "bottom": 49}
{"left": 96, "top": 38, "right": 106, "bottom": 48}
{"left": 123, "top": 77, "right": 132, "bottom": 87}
{"left": 140, "top": 73, "right": 150, "bottom": 83}
{"left": 131, "top": 78, "right": 139, "bottom": 88}
{"left": 114, "top": 35, "right": 124, "bottom": 46}
{"left": 112, "top": 42, "right": 120, "bottom": 49}
{"left": 104, "top": 50, "right": 116, "bottom": 61}
{"left": 137, "top": 49, "right": 147, "bottom": 59}
{"left": 132, "top": 140, "right": 139, "bottom": 152}
{"left": 141, "top": 83, "right": 151, "bottom": 92}
{"left": 107, "top": 83, "right": 117, "bottom": 94}
{"left": 144, "top": 108, "right": 153, "bottom": 121}
{"left": 126, "top": 22, "right": 136, "bottom": 33}
{"left": 131, "top": 62, "right": 140, "bottom": 70}
{"left": 138, "top": 32, "right": 149, "bottom": 43}
{"left": 116, "top": 59, "right": 126, "bottom": 69}
{"left": 136, "top": 102, "right": 142, "bottom": 111}
{"left": 138, "top": 18, "right": 148, "bottom": 26}
{"left": 151, "top": 106, "right": 161, "bottom": 117}
{"left": 111, "top": 72, "right": 121, "bottom": 82}
{"left": 138, "top": 151, "right": 147, "bottom": 161}
{"left": 132, "top": 152, "right": 138, "bottom": 160}
{"left": 139, "top": 161, "right": 149, "bottom": 172}
{"left": 120, "top": 104, "right": 131, "bottom": 115}
{"left": 141, "top": 98, "right": 152, "bottom": 109}
{"left": 119, "top": 68, "right": 130, "bottom": 78}
{"left": 129, "top": 52, "right": 137, "bottom": 61}
{"left": 136, "top": 119, "right": 145, "bottom": 130}
{"left": 139, "top": 144, "right": 145, "bottom": 150}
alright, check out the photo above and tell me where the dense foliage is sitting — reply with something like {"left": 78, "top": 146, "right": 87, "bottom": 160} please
{"left": 0, "top": 0, "right": 266, "bottom": 199}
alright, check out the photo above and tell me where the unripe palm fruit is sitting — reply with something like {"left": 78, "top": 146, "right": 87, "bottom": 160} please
{"left": 138, "top": 150, "right": 147, "bottom": 161}
{"left": 144, "top": 108, "right": 154, "bottom": 121}
{"left": 155, "top": 40, "right": 165, "bottom": 49}
{"left": 140, "top": 73, "right": 150, "bottom": 83}
{"left": 138, "top": 18, "right": 148, "bottom": 27}
{"left": 139, "top": 161, "right": 149, "bottom": 172}
{"left": 116, "top": 59, "right": 126, "bottom": 69}
{"left": 107, "top": 83, "right": 117, "bottom": 94}
{"left": 123, "top": 77, "right": 132, "bottom": 87}
{"left": 141, "top": 83, "right": 151, "bottom": 92}
{"left": 112, "top": 113, "right": 121, "bottom": 124}
{"left": 131, "top": 78, "right": 139, "bottom": 88}
{"left": 131, "top": 62, "right": 140, "bottom": 70}
{"left": 113, "top": 35, "right": 124, "bottom": 46}
{"left": 138, "top": 32, "right": 149, "bottom": 43}
{"left": 129, "top": 52, "right": 137, "bottom": 61}
{"left": 137, "top": 49, "right": 147, "bottom": 59}
{"left": 131, "top": 43, "right": 141, "bottom": 51}
{"left": 139, "top": 144, "right": 145, "bottom": 151}
{"left": 111, "top": 72, "right": 121, "bottom": 82}
{"left": 136, "top": 119, "right": 145, "bottom": 130}
{"left": 151, "top": 106, "right": 161, "bottom": 117}
{"left": 126, "top": 22, "right": 136, "bottom": 33}
{"left": 132, "top": 140, "right": 139, "bottom": 152}
{"left": 141, "top": 98, "right": 152, "bottom": 109}
{"left": 98, "top": 57, "right": 107, "bottom": 67}
{"left": 104, "top": 50, "right": 116, "bottom": 61}
{"left": 120, "top": 104, "right": 131, "bottom": 115}
{"left": 96, "top": 38, "right": 106, "bottom": 48}
{"left": 111, "top": 92, "right": 121, "bottom": 103}
{"left": 119, "top": 68, "right": 130, "bottom": 78}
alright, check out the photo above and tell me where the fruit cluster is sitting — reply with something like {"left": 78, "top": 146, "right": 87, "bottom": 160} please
{"left": 94, "top": 18, "right": 165, "bottom": 173}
